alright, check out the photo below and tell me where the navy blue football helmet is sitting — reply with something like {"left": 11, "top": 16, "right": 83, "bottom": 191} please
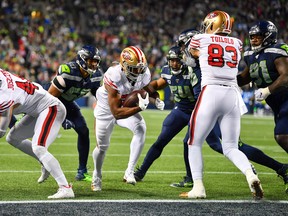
{"left": 249, "top": 20, "right": 278, "bottom": 52}
{"left": 177, "top": 29, "right": 200, "bottom": 47}
{"left": 166, "top": 46, "right": 186, "bottom": 75}
{"left": 176, "top": 29, "right": 199, "bottom": 68}
{"left": 76, "top": 45, "right": 101, "bottom": 75}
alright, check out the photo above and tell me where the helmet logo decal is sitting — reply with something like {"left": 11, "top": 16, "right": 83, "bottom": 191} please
{"left": 122, "top": 51, "right": 132, "bottom": 62}
{"left": 207, "top": 12, "right": 217, "bottom": 19}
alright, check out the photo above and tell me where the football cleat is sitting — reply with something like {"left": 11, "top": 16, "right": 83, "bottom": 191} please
{"left": 37, "top": 165, "right": 50, "bottom": 183}
{"left": 134, "top": 167, "right": 145, "bottom": 182}
{"left": 123, "top": 169, "right": 136, "bottom": 185}
{"left": 91, "top": 177, "right": 102, "bottom": 192}
{"left": 246, "top": 169, "right": 264, "bottom": 200}
{"left": 179, "top": 179, "right": 206, "bottom": 199}
{"left": 48, "top": 184, "right": 74, "bottom": 199}
{"left": 170, "top": 176, "right": 193, "bottom": 188}
{"left": 276, "top": 164, "right": 288, "bottom": 193}
{"left": 75, "top": 168, "right": 92, "bottom": 182}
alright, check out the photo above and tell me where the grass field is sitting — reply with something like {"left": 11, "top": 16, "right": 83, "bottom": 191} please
{"left": 0, "top": 108, "right": 287, "bottom": 201}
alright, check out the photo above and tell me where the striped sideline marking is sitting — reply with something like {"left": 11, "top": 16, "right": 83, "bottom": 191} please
{"left": 1, "top": 199, "right": 288, "bottom": 204}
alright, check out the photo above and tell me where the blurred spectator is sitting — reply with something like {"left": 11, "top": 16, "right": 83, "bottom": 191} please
{"left": 0, "top": 0, "right": 287, "bottom": 100}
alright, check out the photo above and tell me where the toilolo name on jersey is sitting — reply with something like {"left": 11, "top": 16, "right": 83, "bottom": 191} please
{"left": 210, "top": 36, "right": 234, "bottom": 44}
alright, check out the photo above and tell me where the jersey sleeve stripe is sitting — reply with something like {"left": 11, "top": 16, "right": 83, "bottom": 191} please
{"left": 104, "top": 75, "right": 117, "bottom": 89}
{"left": 189, "top": 39, "right": 200, "bottom": 49}
{"left": 0, "top": 100, "right": 14, "bottom": 112}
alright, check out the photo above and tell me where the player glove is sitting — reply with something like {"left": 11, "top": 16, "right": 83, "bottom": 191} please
{"left": 155, "top": 98, "right": 165, "bottom": 110}
{"left": 62, "top": 119, "right": 75, "bottom": 130}
{"left": 254, "top": 87, "right": 271, "bottom": 101}
{"left": 183, "top": 54, "right": 196, "bottom": 67}
{"left": 138, "top": 93, "right": 149, "bottom": 111}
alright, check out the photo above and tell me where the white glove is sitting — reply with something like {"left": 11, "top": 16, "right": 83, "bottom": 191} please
{"left": 138, "top": 93, "right": 149, "bottom": 111}
{"left": 254, "top": 87, "right": 271, "bottom": 101}
{"left": 155, "top": 98, "right": 165, "bottom": 110}
{"left": 183, "top": 54, "right": 196, "bottom": 67}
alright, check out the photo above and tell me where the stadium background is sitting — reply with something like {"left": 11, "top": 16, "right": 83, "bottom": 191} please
{"left": 0, "top": 0, "right": 287, "bottom": 112}
{"left": 0, "top": 1, "right": 288, "bottom": 214}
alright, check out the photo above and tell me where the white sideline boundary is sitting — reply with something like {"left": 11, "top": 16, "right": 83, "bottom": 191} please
{"left": 1, "top": 199, "right": 288, "bottom": 204}
{"left": 0, "top": 170, "right": 278, "bottom": 175}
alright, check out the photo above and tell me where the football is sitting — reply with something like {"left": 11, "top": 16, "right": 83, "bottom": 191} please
{"left": 122, "top": 90, "right": 148, "bottom": 107}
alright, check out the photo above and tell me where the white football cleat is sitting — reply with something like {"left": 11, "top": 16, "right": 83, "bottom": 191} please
{"left": 91, "top": 177, "right": 102, "bottom": 192}
{"left": 246, "top": 169, "right": 264, "bottom": 200}
{"left": 123, "top": 169, "right": 136, "bottom": 185}
{"left": 38, "top": 166, "right": 50, "bottom": 183}
{"left": 48, "top": 184, "right": 74, "bottom": 199}
{"left": 179, "top": 179, "right": 206, "bottom": 199}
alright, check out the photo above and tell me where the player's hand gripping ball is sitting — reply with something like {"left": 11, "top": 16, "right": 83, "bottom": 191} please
{"left": 122, "top": 90, "right": 148, "bottom": 107}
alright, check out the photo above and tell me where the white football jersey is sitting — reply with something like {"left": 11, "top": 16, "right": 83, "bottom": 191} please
{"left": 0, "top": 69, "right": 59, "bottom": 116}
{"left": 95, "top": 64, "right": 151, "bottom": 119}
{"left": 189, "top": 34, "right": 242, "bottom": 87}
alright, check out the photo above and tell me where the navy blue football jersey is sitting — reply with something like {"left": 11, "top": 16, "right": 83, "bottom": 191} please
{"left": 53, "top": 61, "right": 103, "bottom": 102}
{"left": 160, "top": 64, "right": 201, "bottom": 111}
{"left": 244, "top": 43, "right": 288, "bottom": 88}
{"left": 244, "top": 43, "right": 288, "bottom": 112}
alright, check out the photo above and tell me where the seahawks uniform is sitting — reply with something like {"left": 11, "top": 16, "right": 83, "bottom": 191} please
{"left": 244, "top": 43, "right": 288, "bottom": 134}
{"left": 51, "top": 60, "right": 103, "bottom": 176}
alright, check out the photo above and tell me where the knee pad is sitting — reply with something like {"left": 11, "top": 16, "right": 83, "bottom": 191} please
{"left": 97, "top": 143, "right": 109, "bottom": 152}
{"left": 275, "top": 135, "right": 288, "bottom": 153}
{"left": 75, "top": 125, "right": 89, "bottom": 136}
{"left": 6, "top": 131, "right": 19, "bottom": 147}
{"left": 133, "top": 121, "right": 146, "bottom": 135}
{"left": 32, "top": 145, "right": 48, "bottom": 160}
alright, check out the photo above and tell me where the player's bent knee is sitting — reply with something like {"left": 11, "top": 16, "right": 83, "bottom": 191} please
{"left": 133, "top": 121, "right": 146, "bottom": 135}
{"left": 6, "top": 131, "right": 20, "bottom": 146}
{"left": 75, "top": 125, "right": 89, "bottom": 136}
{"left": 275, "top": 135, "right": 288, "bottom": 152}
{"left": 32, "top": 145, "right": 48, "bottom": 160}
{"left": 97, "top": 144, "right": 109, "bottom": 152}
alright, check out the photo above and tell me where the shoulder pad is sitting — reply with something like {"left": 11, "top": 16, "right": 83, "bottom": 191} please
{"left": 279, "top": 44, "right": 288, "bottom": 54}
{"left": 58, "top": 64, "right": 71, "bottom": 74}
{"left": 244, "top": 50, "right": 254, "bottom": 57}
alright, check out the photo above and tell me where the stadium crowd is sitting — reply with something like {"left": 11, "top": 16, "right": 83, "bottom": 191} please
{"left": 0, "top": 0, "right": 287, "bottom": 100}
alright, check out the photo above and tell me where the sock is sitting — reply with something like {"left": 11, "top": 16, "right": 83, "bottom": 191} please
{"left": 39, "top": 151, "right": 68, "bottom": 187}
{"left": 92, "top": 147, "right": 105, "bottom": 178}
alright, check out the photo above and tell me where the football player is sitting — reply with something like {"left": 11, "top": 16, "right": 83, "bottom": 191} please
{"left": 237, "top": 20, "right": 288, "bottom": 192}
{"left": 174, "top": 28, "right": 288, "bottom": 192}
{"left": 135, "top": 29, "right": 288, "bottom": 193}
{"left": 42, "top": 45, "right": 103, "bottom": 182}
{"left": 91, "top": 46, "right": 164, "bottom": 191}
{"left": 0, "top": 69, "right": 74, "bottom": 199}
{"left": 181, "top": 10, "right": 263, "bottom": 199}
{"left": 134, "top": 45, "right": 213, "bottom": 186}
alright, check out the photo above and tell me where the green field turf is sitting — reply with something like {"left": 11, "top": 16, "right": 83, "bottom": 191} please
{"left": 0, "top": 108, "right": 287, "bottom": 201}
